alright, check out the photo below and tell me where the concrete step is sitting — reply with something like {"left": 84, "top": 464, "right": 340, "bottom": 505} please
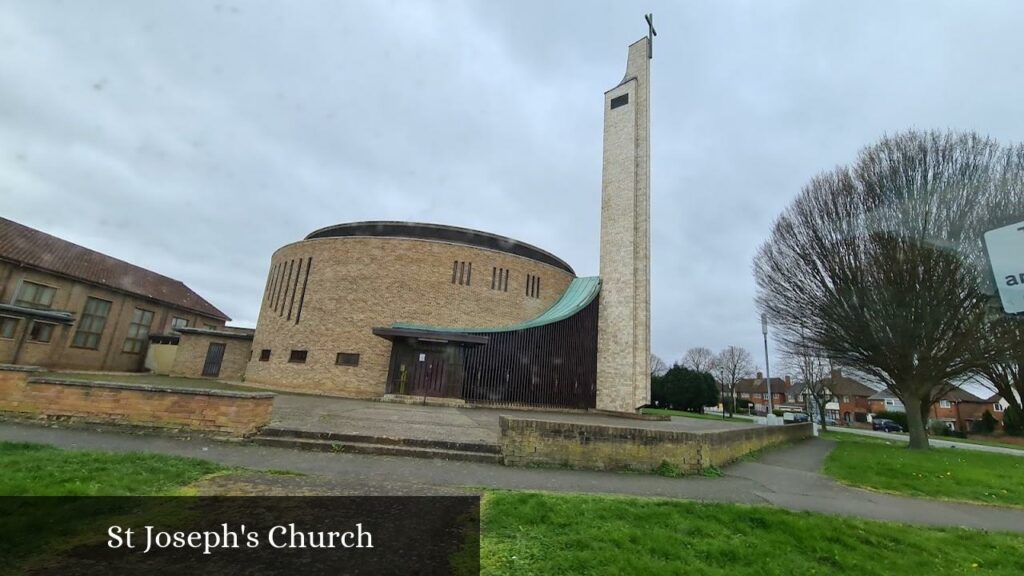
{"left": 252, "top": 435, "right": 503, "bottom": 464}
{"left": 257, "top": 426, "right": 501, "bottom": 454}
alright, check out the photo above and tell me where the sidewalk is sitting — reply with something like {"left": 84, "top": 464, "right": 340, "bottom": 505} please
{"left": 2, "top": 422, "right": 1023, "bottom": 533}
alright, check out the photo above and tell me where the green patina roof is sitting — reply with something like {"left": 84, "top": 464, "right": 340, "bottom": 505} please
{"left": 393, "top": 276, "right": 601, "bottom": 334}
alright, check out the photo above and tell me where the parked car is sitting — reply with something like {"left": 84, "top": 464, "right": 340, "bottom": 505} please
{"left": 872, "top": 418, "right": 903, "bottom": 433}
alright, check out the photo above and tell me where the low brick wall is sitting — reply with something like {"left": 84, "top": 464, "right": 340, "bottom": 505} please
{"left": 0, "top": 366, "right": 274, "bottom": 438}
{"left": 499, "top": 416, "right": 812, "bottom": 473}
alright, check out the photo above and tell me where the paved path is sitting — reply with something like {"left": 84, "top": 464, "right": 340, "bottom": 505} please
{"left": 269, "top": 394, "right": 758, "bottom": 446}
{"left": 830, "top": 426, "right": 1024, "bottom": 457}
{"left": 2, "top": 422, "right": 1023, "bottom": 533}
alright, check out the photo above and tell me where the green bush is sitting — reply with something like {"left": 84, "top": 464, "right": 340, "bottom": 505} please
{"left": 928, "top": 419, "right": 951, "bottom": 436}
{"left": 1004, "top": 405, "right": 1024, "bottom": 437}
{"left": 973, "top": 411, "right": 998, "bottom": 435}
{"left": 874, "top": 411, "right": 908, "bottom": 429}
{"left": 772, "top": 409, "right": 784, "bottom": 417}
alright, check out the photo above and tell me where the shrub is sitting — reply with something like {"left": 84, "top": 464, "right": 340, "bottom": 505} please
{"left": 772, "top": 409, "right": 784, "bottom": 417}
{"left": 1004, "top": 405, "right": 1024, "bottom": 437}
{"left": 929, "top": 419, "right": 951, "bottom": 436}
{"left": 874, "top": 411, "right": 908, "bottom": 429}
{"left": 973, "top": 411, "right": 998, "bottom": 435}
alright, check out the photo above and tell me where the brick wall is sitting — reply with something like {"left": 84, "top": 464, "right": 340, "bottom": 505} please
{"left": 0, "top": 366, "right": 272, "bottom": 437}
{"left": 171, "top": 332, "right": 252, "bottom": 381}
{"left": 499, "top": 416, "right": 812, "bottom": 473}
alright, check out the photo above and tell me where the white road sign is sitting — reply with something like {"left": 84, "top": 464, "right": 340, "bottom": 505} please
{"left": 984, "top": 220, "right": 1024, "bottom": 314}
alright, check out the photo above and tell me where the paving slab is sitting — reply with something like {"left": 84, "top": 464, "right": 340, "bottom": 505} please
{"left": 269, "top": 394, "right": 759, "bottom": 447}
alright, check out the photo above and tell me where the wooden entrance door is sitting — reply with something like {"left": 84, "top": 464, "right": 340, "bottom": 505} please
{"left": 202, "top": 342, "right": 226, "bottom": 377}
{"left": 406, "top": 351, "right": 448, "bottom": 397}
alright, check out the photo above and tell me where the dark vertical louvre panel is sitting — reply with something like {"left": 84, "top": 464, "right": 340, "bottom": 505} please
{"left": 451, "top": 261, "right": 458, "bottom": 284}
{"left": 295, "top": 257, "right": 312, "bottom": 325}
{"left": 458, "top": 262, "right": 465, "bottom": 285}
{"left": 279, "top": 259, "right": 294, "bottom": 317}
{"left": 287, "top": 258, "right": 302, "bottom": 320}
{"left": 536, "top": 277, "right": 540, "bottom": 298}
{"left": 503, "top": 269, "right": 508, "bottom": 291}
{"left": 491, "top": 267, "right": 496, "bottom": 289}
{"left": 460, "top": 297, "right": 598, "bottom": 409}
{"left": 466, "top": 262, "right": 472, "bottom": 286}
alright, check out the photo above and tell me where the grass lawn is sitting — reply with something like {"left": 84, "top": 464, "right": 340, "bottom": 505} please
{"left": 39, "top": 371, "right": 266, "bottom": 394}
{"left": 481, "top": 491, "right": 1024, "bottom": 575}
{"left": 822, "top": 433, "right": 1024, "bottom": 507}
{"left": 0, "top": 441, "right": 225, "bottom": 495}
{"left": 5, "top": 441, "right": 1024, "bottom": 574}
{"left": 642, "top": 407, "right": 754, "bottom": 423}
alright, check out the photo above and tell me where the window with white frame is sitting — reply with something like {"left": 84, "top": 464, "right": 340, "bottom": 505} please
{"left": 939, "top": 400, "right": 951, "bottom": 409}
{"left": 994, "top": 403, "right": 1004, "bottom": 413}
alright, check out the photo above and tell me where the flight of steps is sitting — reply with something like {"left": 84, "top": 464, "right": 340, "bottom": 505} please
{"left": 251, "top": 426, "right": 504, "bottom": 464}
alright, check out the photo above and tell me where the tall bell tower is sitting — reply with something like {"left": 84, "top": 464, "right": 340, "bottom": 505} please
{"left": 595, "top": 19, "right": 653, "bottom": 413}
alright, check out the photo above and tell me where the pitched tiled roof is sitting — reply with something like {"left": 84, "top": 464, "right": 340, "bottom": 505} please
{"left": 0, "top": 217, "right": 229, "bottom": 321}
{"left": 827, "top": 374, "right": 877, "bottom": 397}
{"left": 734, "top": 376, "right": 789, "bottom": 394}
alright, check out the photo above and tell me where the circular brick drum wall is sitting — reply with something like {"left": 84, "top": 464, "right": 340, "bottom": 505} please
{"left": 244, "top": 222, "right": 576, "bottom": 397}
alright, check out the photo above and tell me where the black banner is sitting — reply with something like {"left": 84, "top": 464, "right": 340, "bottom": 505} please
{"left": 0, "top": 496, "right": 479, "bottom": 576}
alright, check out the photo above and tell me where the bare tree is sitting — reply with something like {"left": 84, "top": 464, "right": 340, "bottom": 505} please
{"left": 978, "top": 314, "right": 1024, "bottom": 416}
{"left": 754, "top": 131, "right": 1024, "bottom": 448}
{"left": 650, "top": 354, "right": 669, "bottom": 378}
{"left": 713, "top": 346, "right": 754, "bottom": 417}
{"left": 682, "top": 347, "right": 715, "bottom": 374}
{"left": 781, "top": 341, "right": 835, "bottom": 431}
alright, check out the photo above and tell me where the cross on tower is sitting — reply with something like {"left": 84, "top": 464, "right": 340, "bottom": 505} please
{"left": 645, "top": 13, "right": 657, "bottom": 59}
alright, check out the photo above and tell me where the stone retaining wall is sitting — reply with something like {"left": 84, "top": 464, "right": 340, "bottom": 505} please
{"left": 499, "top": 416, "right": 812, "bottom": 473}
{"left": 0, "top": 365, "right": 273, "bottom": 438}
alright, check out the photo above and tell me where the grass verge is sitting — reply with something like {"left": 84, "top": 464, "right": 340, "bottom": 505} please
{"left": 641, "top": 407, "right": 754, "bottom": 422}
{"left": 0, "top": 441, "right": 225, "bottom": 495}
{"left": 822, "top": 433, "right": 1024, "bottom": 507}
{"left": 481, "top": 490, "right": 1024, "bottom": 575}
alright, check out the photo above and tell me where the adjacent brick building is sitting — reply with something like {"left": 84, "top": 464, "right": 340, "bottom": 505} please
{"left": 0, "top": 217, "right": 229, "bottom": 371}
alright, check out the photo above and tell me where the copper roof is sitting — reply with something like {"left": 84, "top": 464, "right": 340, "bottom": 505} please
{"left": 0, "top": 217, "right": 229, "bottom": 321}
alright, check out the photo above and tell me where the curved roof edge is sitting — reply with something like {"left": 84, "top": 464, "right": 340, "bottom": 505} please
{"left": 304, "top": 221, "right": 574, "bottom": 274}
{"left": 393, "top": 276, "right": 600, "bottom": 334}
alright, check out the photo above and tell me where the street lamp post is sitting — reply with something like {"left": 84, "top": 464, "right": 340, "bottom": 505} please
{"left": 761, "top": 314, "right": 773, "bottom": 422}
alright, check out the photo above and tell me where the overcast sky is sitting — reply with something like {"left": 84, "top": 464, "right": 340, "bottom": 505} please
{"left": 3, "top": 0, "right": 1023, "bottom": 374}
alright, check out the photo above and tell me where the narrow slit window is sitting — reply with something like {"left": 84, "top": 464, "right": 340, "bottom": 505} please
{"left": 491, "top": 267, "right": 497, "bottom": 289}
{"left": 466, "top": 262, "right": 472, "bottom": 286}
{"left": 295, "top": 257, "right": 312, "bottom": 325}
{"left": 259, "top": 349, "right": 271, "bottom": 361}
{"left": 287, "top": 258, "right": 302, "bottom": 320}
{"left": 451, "top": 261, "right": 458, "bottom": 284}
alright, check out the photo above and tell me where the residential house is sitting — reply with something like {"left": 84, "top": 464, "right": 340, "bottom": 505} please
{"left": 828, "top": 370, "right": 876, "bottom": 424}
{"left": 733, "top": 372, "right": 791, "bottom": 414}
{"left": 0, "top": 217, "right": 229, "bottom": 371}
{"left": 930, "top": 388, "right": 1006, "bottom": 433}
{"left": 868, "top": 388, "right": 905, "bottom": 414}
